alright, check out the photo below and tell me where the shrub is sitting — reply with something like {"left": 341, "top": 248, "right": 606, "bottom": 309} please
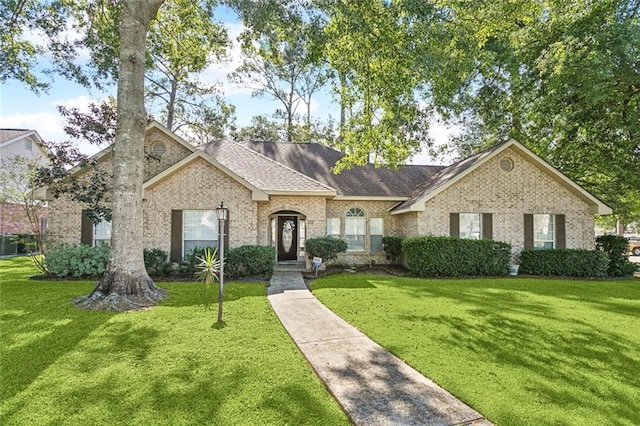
{"left": 143, "top": 248, "right": 172, "bottom": 276}
{"left": 225, "top": 245, "right": 276, "bottom": 279}
{"left": 178, "top": 246, "right": 217, "bottom": 277}
{"left": 519, "top": 248, "right": 609, "bottom": 277}
{"left": 596, "top": 234, "right": 637, "bottom": 277}
{"left": 45, "top": 243, "right": 110, "bottom": 278}
{"left": 382, "top": 236, "right": 403, "bottom": 265}
{"left": 402, "top": 236, "right": 511, "bottom": 277}
{"left": 305, "top": 237, "right": 348, "bottom": 263}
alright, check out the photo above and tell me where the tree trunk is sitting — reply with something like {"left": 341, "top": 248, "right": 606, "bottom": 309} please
{"left": 75, "top": 0, "right": 167, "bottom": 311}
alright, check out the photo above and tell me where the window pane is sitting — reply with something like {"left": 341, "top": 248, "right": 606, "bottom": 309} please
{"left": 370, "top": 218, "right": 383, "bottom": 235}
{"left": 370, "top": 235, "right": 383, "bottom": 253}
{"left": 183, "top": 210, "right": 218, "bottom": 257}
{"left": 94, "top": 221, "right": 112, "bottom": 240}
{"left": 346, "top": 208, "right": 366, "bottom": 251}
{"left": 299, "top": 219, "right": 306, "bottom": 250}
{"left": 327, "top": 217, "right": 341, "bottom": 236}
{"left": 533, "top": 214, "right": 555, "bottom": 249}
{"left": 346, "top": 235, "right": 365, "bottom": 251}
{"left": 459, "top": 213, "right": 481, "bottom": 240}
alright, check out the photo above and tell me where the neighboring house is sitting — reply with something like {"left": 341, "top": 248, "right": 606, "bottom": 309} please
{"left": 0, "top": 129, "right": 49, "bottom": 236}
{"left": 38, "top": 121, "right": 612, "bottom": 265}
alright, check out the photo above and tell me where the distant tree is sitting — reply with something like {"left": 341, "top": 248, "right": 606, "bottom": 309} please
{"left": 145, "top": 0, "right": 236, "bottom": 143}
{"left": 229, "top": 1, "right": 330, "bottom": 142}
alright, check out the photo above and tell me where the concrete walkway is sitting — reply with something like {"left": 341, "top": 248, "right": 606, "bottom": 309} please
{"left": 267, "top": 271, "right": 493, "bottom": 426}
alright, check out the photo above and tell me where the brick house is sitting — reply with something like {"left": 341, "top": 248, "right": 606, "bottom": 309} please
{"left": 38, "top": 121, "right": 612, "bottom": 265}
{"left": 0, "top": 129, "right": 49, "bottom": 238}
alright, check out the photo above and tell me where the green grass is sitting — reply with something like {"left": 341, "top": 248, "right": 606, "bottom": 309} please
{"left": 311, "top": 274, "right": 640, "bottom": 426}
{"left": 0, "top": 257, "right": 349, "bottom": 425}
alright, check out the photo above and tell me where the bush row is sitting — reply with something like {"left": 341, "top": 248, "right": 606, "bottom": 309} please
{"left": 403, "top": 236, "right": 512, "bottom": 277}
{"left": 519, "top": 249, "right": 609, "bottom": 278}
{"left": 44, "top": 244, "right": 275, "bottom": 279}
{"left": 596, "top": 234, "right": 638, "bottom": 277}
{"left": 45, "top": 243, "right": 110, "bottom": 278}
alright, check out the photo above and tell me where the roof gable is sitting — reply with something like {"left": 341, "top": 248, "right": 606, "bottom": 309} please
{"left": 143, "top": 151, "right": 269, "bottom": 201}
{"left": 203, "top": 141, "right": 336, "bottom": 195}
{"left": 391, "top": 139, "right": 612, "bottom": 215}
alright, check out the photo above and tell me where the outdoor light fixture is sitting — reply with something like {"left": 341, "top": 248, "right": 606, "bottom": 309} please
{"left": 216, "top": 201, "right": 228, "bottom": 221}
{"left": 216, "top": 201, "right": 228, "bottom": 326}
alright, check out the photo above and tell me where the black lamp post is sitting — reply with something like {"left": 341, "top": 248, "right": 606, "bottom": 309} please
{"left": 215, "top": 201, "right": 228, "bottom": 326}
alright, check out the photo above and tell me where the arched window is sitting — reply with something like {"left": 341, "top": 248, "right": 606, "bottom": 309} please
{"left": 345, "top": 207, "right": 366, "bottom": 251}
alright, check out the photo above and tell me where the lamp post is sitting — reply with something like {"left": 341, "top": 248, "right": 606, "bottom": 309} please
{"left": 215, "top": 201, "right": 228, "bottom": 327}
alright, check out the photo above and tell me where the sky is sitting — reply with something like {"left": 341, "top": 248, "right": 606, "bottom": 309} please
{"left": 0, "top": 5, "right": 456, "bottom": 165}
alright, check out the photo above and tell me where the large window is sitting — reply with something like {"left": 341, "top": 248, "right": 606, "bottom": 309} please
{"left": 93, "top": 220, "right": 111, "bottom": 246}
{"left": 459, "top": 213, "right": 482, "bottom": 240}
{"left": 183, "top": 210, "right": 218, "bottom": 257}
{"left": 533, "top": 214, "right": 555, "bottom": 249}
{"left": 345, "top": 208, "right": 366, "bottom": 251}
{"left": 370, "top": 218, "right": 384, "bottom": 253}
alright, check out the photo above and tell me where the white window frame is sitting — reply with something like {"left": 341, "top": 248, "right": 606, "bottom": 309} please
{"left": 93, "top": 220, "right": 112, "bottom": 246}
{"left": 459, "top": 213, "right": 482, "bottom": 240}
{"left": 533, "top": 214, "right": 555, "bottom": 249}
{"left": 183, "top": 210, "right": 218, "bottom": 258}
{"left": 345, "top": 207, "right": 366, "bottom": 252}
{"left": 370, "top": 218, "right": 384, "bottom": 253}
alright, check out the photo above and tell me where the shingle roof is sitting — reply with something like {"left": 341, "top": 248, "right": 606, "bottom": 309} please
{"left": 241, "top": 142, "right": 444, "bottom": 197}
{"left": 0, "top": 129, "right": 33, "bottom": 145}
{"left": 203, "top": 140, "right": 336, "bottom": 193}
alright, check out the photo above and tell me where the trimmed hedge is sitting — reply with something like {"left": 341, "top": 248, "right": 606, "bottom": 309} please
{"left": 382, "top": 236, "right": 403, "bottom": 265}
{"left": 519, "top": 248, "right": 609, "bottom": 278}
{"left": 305, "top": 237, "right": 348, "bottom": 262}
{"left": 596, "top": 234, "right": 637, "bottom": 277}
{"left": 403, "top": 236, "right": 511, "bottom": 277}
{"left": 144, "top": 248, "right": 172, "bottom": 276}
{"left": 225, "top": 245, "right": 276, "bottom": 279}
{"left": 45, "top": 243, "right": 110, "bottom": 278}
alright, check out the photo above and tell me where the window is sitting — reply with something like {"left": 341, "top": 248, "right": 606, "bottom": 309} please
{"left": 345, "top": 208, "right": 366, "bottom": 251}
{"left": 93, "top": 220, "right": 112, "bottom": 246}
{"left": 327, "top": 217, "right": 341, "bottom": 237}
{"left": 370, "top": 218, "right": 384, "bottom": 253}
{"left": 24, "top": 139, "right": 32, "bottom": 151}
{"left": 183, "top": 210, "right": 218, "bottom": 257}
{"left": 459, "top": 213, "right": 482, "bottom": 240}
{"left": 299, "top": 219, "right": 306, "bottom": 256}
{"left": 533, "top": 214, "right": 555, "bottom": 249}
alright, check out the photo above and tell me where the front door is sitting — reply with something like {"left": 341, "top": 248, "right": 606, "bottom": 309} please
{"left": 277, "top": 216, "right": 298, "bottom": 261}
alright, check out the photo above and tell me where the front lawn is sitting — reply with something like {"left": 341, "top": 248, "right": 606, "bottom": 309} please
{"left": 0, "top": 257, "right": 348, "bottom": 425}
{"left": 312, "top": 274, "right": 640, "bottom": 426}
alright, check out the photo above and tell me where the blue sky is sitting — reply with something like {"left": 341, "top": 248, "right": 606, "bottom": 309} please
{"left": 0, "top": 5, "right": 454, "bottom": 164}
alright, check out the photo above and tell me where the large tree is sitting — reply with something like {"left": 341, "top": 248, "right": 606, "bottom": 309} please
{"left": 427, "top": 0, "right": 640, "bottom": 223}
{"left": 74, "top": 0, "right": 167, "bottom": 310}
{"left": 321, "top": 1, "right": 436, "bottom": 171}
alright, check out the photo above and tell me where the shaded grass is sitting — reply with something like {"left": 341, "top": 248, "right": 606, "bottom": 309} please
{"left": 0, "top": 257, "right": 348, "bottom": 425}
{"left": 312, "top": 274, "right": 640, "bottom": 426}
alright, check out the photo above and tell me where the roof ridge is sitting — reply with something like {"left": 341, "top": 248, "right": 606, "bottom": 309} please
{"left": 228, "top": 141, "right": 337, "bottom": 191}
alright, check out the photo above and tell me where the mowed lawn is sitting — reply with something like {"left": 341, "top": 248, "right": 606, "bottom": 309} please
{"left": 0, "top": 257, "right": 349, "bottom": 426}
{"left": 312, "top": 274, "right": 640, "bottom": 426}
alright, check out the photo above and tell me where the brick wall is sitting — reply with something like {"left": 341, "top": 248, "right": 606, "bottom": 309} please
{"left": 144, "top": 157, "right": 257, "bottom": 253}
{"left": 144, "top": 127, "right": 193, "bottom": 179}
{"left": 326, "top": 199, "right": 399, "bottom": 264}
{"left": 403, "top": 147, "right": 595, "bottom": 251}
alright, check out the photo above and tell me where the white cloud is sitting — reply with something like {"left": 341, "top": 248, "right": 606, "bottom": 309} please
{"left": 1, "top": 111, "right": 66, "bottom": 143}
